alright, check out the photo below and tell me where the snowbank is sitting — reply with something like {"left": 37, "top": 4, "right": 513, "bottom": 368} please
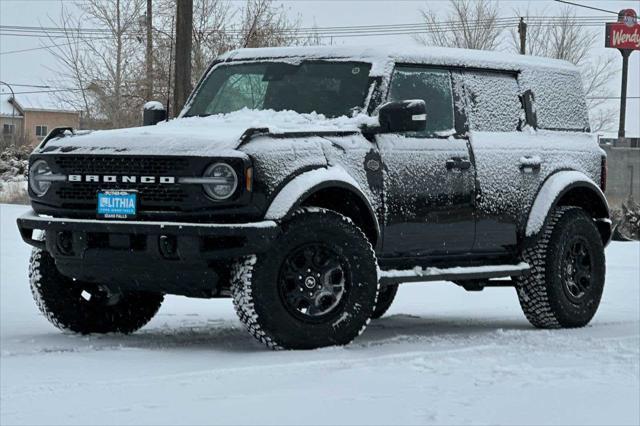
{"left": 1, "top": 204, "right": 638, "bottom": 425}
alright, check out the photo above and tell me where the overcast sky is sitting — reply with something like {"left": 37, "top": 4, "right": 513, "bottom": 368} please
{"left": 0, "top": 0, "right": 638, "bottom": 136}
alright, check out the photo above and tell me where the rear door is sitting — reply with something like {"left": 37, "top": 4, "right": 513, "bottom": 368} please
{"left": 377, "top": 66, "right": 476, "bottom": 257}
{"left": 452, "top": 70, "right": 544, "bottom": 254}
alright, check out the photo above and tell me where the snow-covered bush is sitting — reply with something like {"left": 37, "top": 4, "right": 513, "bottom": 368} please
{"left": 0, "top": 146, "right": 30, "bottom": 204}
{"left": 611, "top": 199, "right": 640, "bottom": 241}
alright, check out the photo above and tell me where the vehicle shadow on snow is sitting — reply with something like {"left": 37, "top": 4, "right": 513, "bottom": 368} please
{"left": 17, "top": 313, "right": 532, "bottom": 354}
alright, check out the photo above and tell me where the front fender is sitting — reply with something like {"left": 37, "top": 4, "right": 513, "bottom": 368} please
{"left": 525, "top": 170, "right": 609, "bottom": 239}
{"left": 264, "top": 166, "right": 379, "bottom": 235}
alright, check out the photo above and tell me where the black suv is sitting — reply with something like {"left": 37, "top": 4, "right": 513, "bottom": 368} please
{"left": 18, "top": 45, "right": 611, "bottom": 349}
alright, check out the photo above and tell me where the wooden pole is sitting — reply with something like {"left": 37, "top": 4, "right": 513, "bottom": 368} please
{"left": 173, "top": 0, "right": 193, "bottom": 117}
{"left": 518, "top": 17, "right": 527, "bottom": 55}
{"left": 145, "top": 0, "right": 153, "bottom": 101}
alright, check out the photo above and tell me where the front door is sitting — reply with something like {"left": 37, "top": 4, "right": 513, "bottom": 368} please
{"left": 377, "top": 66, "right": 475, "bottom": 257}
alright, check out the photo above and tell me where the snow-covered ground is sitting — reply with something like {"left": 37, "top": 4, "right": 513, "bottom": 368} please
{"left": 1, "top": 203, "right": 638, "bottom": 425}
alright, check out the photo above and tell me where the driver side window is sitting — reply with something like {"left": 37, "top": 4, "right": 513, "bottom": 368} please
{"left": 388, "top": 67, "right": 454, "bottom": 138}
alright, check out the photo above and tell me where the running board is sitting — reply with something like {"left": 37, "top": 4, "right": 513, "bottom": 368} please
{"left": 378, "top": 262, "right": 530, "bottom": 285}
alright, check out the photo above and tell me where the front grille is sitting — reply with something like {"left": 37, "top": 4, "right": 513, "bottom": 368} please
{"left": 52, "top": 156, "right": 193, "bottom": 211}
{"left": 54, "top": 156, "right": 189, "bottom": 175}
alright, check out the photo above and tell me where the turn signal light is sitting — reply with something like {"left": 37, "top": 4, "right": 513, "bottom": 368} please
{"left": 246, "top": 167, "right": 253, "bottom": 192}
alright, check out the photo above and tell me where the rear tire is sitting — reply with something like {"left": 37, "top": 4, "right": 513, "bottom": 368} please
{"left": 515, "top": 206, "right": 605, "bottom": 328}
{"left": 231, "top": 208, "right": 379, "bottom": 349}
{"left": 29, "top": 248, "right": 164, "bottom": 334}
{"left": 371, "top": 284, "right": 398, "bottom": 319}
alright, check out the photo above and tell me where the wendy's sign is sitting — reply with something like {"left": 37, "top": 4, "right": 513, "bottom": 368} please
{"left": 605, "top": 9, "right": 640, "bottom": 50}
{"left": 605, "top": 9, "right": 638, "bottom": 139}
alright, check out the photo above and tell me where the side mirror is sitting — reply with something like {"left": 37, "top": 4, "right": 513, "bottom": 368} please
{"left": 378, "top": 100, "right": 427, "bottom": 133}
{"left": 143, "top": 101, "right": 167, "bottom": 126}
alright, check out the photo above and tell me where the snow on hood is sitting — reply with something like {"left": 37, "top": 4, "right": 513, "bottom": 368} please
{"left": 41, "top": 109, "right": 378, "bottom": 157}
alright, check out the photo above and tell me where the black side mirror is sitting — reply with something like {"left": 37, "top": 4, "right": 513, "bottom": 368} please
{"left": 143, "top": 101, "right": 167, "bottom": 126}
{"left": 378, "top": 100, "right": 427, "bottom": 133}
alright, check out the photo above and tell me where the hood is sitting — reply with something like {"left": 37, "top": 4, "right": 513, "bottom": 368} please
{"left": 40, "top": 109, "right": 377, "bottom": 157}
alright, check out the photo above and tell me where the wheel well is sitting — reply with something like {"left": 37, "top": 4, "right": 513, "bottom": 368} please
{"left": 300, "top": 187, "right": 379, "bottom": 246}
{"left": 555, "top": 185, "right": 610, "bottom": 244}
{"left": 555, "top": 186, "right": 608, "bottom": 219}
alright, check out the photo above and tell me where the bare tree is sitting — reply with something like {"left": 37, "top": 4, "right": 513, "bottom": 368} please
{"left": 43, "top": 0, "right": 146, "bottom": 129}
{"left": 239, "top": 0, "right": 304, "bottom": 48}
{"left": 42, "top": 5, "right": 95, "bottom": 120}
{"left": 80, "top": 0, "right": 145, "bottom": 127}
{"left": 416, "top": 0, "right": 503, "bottom": 50}
{"left": 509, "top": 7, "right": 619, "bottom": 132}
{"left": 42, "top": 0, "right": 313, "bottom": 128}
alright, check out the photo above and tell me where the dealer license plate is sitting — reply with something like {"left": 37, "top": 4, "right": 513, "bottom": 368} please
{"left": 97, "top": 190, "right": 137, "bottom": 219}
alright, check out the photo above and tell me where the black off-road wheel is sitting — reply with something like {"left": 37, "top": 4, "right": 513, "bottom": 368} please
{"left": 371, "top": 284, "right": 398, "bottom": 319}
{"left": 29, "top": 248, "right": 164, "bottom": 334}
{"left": 515, "top": 206, "right": 605, "bottom": 328}
{"left": 231, "top": 208, "right": 379, "bottom": 350}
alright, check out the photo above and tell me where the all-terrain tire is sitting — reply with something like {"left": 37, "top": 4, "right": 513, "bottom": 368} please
{"left": 515, "top": 206, "right": 605, "bottom": 328}
{"left": 231, "top": 208, "right": 379, "bottom": 349}
{"left": 371, "top": 284, "right": 398, "bottom": 319}
{"left": 29, "top": 248, "right": 164, "bottom": 334}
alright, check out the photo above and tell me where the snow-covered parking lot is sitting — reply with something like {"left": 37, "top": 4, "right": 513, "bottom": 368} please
{"left": 1, "top": 203, "right": 638, "bottom": 425}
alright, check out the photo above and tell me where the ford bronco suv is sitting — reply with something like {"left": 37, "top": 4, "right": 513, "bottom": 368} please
{"left": 17, "top": 45, "right": 611, "bottom": 349}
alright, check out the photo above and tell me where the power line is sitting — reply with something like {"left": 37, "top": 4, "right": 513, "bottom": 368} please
{"left": 0, "top": 41, "right": 78, "bottom": 55}
{"left": 553, "top": 0, "right": 618, "bottom": 15}
{"left": 0, "top": 15, "right": 612, "bottom": 37}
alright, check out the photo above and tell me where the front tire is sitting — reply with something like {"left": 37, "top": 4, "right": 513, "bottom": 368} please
{"left": 515, "top": 206, "right": 605, "bottom": 328}
{"left": 29, "top": 248, "right": 164, "bottom": 334}
{"left": 231, "top": 208, "right": 379, "bottom": 349}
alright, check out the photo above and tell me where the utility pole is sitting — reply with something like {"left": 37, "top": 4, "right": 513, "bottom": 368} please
{"left": 518, "top": 17, "right": 527, "bottom": 55}
{"left": 145, "top": 0, "right": 153, "bottom": 101}
{"left": 173, "top": 0, "right": 193, "bottom": 117}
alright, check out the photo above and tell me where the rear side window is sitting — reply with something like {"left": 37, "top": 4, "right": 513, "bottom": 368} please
{"left": 388, "top": 66, "right": 454, "bottom": 137}
{"left": 455, "top": 71, "right": 522, "bottom": 132}
{"left": 521, "top": 69, "right": 590, "bottom": 131}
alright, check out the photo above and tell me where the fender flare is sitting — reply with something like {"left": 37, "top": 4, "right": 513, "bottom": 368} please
{"left": 524, "top": 170, "right": 609, "bottom": 238}
{"left": 264, "top": 166, "right": 380, "bottom": 239}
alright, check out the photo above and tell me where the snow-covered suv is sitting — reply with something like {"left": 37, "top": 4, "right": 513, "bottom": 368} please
{"left": 18, "top": 45, "right": 611, "bottom": 349}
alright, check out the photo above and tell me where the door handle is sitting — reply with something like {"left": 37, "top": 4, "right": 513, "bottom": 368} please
{"left": 446, "top": 157, "right": 471, "bottom": 171}
{"left": 519, "top": 155, "right": 542, "bottom": 172}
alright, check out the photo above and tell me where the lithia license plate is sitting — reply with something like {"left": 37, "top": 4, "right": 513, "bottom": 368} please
{"left": 97, "top": 190, "right": 137, "bottom": 219}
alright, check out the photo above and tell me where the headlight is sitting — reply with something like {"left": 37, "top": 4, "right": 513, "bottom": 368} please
{"left": 202, "top": 163, "right": 238, "bottom": 200}
{"left": 29, "top": 159, "right": 54, "bottom": 197}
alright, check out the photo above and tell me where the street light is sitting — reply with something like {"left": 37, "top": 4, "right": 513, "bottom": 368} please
{"left": 0, "top": 80, "right": 17, "bottom": 146}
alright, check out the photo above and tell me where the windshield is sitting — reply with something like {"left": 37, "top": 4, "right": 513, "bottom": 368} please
{"left": 185, "top": 61, "right": 372, "bottom": 118}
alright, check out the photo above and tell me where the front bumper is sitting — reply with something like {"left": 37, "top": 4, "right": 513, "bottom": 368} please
{"left": 16, "top": 210, "right": 280, "bottom": 296}
{"left": 17, "top": 210, "right": 279, "bottom": 257}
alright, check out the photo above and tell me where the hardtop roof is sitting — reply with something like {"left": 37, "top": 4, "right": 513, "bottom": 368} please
{"left": 218, "top": 44, "right": 579, "bottom": 76}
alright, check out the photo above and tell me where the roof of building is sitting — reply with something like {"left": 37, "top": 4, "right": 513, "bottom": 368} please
{"left": 0, "top": 92, "right": 79, "bottom": 117}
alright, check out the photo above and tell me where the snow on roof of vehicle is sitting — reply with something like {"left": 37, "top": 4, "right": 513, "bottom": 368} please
{"left": 218, "top": 44, "right": 579, "bottom": 76}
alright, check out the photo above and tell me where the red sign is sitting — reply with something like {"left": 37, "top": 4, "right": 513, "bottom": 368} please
{"left": 605, "top": 9, "right": 640, "bottom": 50}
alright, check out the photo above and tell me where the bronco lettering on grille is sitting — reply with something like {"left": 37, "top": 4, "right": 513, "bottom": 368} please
{"left": 68, "top": 175, "right": 176, "bottom": 184}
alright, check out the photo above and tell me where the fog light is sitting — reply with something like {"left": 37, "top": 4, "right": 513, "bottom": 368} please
{"left": 159, "top": 235, "right": 178, "bottom": 259}
{"left": 57, "top": 231, "right": 73, "bottom": 255}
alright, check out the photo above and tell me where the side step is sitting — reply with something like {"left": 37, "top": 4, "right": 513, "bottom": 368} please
{"left": 378, "top": 262, "right": 530, "bottom": 286}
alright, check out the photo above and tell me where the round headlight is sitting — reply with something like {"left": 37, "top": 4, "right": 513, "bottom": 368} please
{"left": 202, "top": 163, "right": 238, "bottom": 200}
{"left": 29, "top": 159, "right": 53, "bottom": 197}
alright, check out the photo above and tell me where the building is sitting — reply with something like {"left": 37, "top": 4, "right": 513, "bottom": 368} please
{"left": 0, "top": 94, "right": 80, "bottom": 147}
